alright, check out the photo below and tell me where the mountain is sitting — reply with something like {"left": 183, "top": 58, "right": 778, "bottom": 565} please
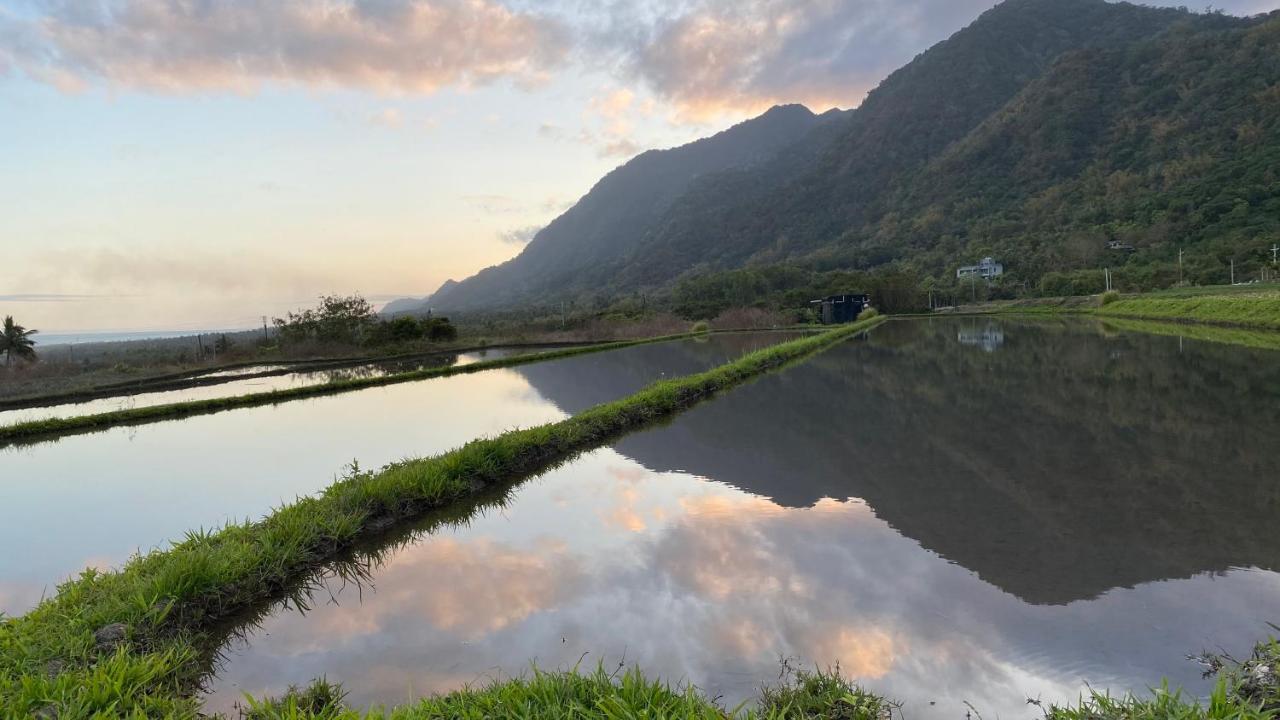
{"left": 380, "top": 297, "right": 430, "bottom": 316}
{"left": 626, "top": 0, "right": 1235, "bottom": 278}
{"left": 436, "top": 0, "right": 1278, "bottom": 313}
{"left": 379, "top": 280, "right": 459, "bottom": 317}
{"left": 431, "top": 105, "right": 845, "bottom": 309}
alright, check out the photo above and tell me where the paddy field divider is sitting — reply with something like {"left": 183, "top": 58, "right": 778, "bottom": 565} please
{"left": 0, "top": 328, "right": 770, "bottom": 447}
{"left": 0, "top": 316, "right": 884, "bottom": 717}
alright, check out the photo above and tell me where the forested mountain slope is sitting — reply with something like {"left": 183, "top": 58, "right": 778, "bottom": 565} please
{"left": 436, "top": 0, "right": 1276, "bottom": 313}
{"left": 431, "top": 105, "right": 840, "bottom": 309}
{"left": 849, "top": 13, "right": 1280, "bottom": 291}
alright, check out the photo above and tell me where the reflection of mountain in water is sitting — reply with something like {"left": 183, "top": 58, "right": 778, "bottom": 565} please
{"left": 514, "top": 332, "right": 808, "bottom": 413}
{"left": 515, "top": 318, "right": 1280, "bottom": 605}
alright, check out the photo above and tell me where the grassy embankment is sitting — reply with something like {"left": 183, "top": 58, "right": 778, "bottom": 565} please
{"left": 0, "top": 330, "right": 716, "bottom": 447}
{"left": 0, "top": 340, "right": 605, "bottom": 412}
{"left": 0, "top": 317, "right": 884, "bottom": 718}
{"left": 1094, "top": 286, "right": 1280, "bottom": 331}
{"left": 1097, "top": 316, "right": 1280, "bottom": 351}
{"left": 940, "top": 285, "right": 1280, "bottom": 338}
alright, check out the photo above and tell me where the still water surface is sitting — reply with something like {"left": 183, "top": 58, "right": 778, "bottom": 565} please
{"left": 203, "top": 318, "right": 1280, "bottom": 718}
{"left": 0, "top": 347, "right": 559, "bottom": 426}
{"left": 0, "top": 332, "right": 799, "bottom": 615}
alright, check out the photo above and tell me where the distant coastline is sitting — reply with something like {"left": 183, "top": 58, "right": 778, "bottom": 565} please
{"left": 37, "top": 329, "right": 245, "bottom": 346}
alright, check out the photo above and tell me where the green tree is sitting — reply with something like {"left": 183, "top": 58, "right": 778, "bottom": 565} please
{"left": 274, "top": 294, "right": 377, "bottom": 345}
{"left": 0, "top": 316, "right": 38, "bottom": 366}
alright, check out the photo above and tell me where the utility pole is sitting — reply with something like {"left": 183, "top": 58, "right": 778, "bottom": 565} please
{"left": 1231, "top": 259, "right": 1235, "bottom": 285}
{"left": 262, "top": 316, "right": 269, "bottom": 344}
{"left": 1178, "top": 249, "right": 1184, "bottom": 284}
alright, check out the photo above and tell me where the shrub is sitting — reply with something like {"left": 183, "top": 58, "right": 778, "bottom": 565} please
{"left": 857, "top": 307, "right": 881, "bottom": 321}
{"left": 1100, "top": 290, "right": 1121, "bottom": 305}
{"left": 423, "top": 317, "right": 458, "bottom": 342}
{"left": 690, "top": 320, "right": 710, "bottom": 333}
{"left": 274, "top": 294, "right": 377, "bottom": 345}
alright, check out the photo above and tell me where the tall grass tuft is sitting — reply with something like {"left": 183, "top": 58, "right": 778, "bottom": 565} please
{"left": 240, "top": 665, "right": 895, "bottom": 719}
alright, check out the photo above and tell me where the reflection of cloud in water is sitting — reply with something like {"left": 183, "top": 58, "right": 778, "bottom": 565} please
{"left": 205, "top": 451, "right": 1280, "bottom": 718}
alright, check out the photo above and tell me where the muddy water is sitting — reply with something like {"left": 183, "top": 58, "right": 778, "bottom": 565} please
{"left": 204, "top": 318, "right": 1280, "bottom": 718}
{"left": 0, "top": 332, "right": 802, "bottom": 616}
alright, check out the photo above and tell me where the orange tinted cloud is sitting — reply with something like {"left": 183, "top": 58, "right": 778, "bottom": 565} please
{"left": 396, "top": 537, "right": 580, "bottom": 637}
{"left": 804, "top": 625, "right": 899, "bottom": 679}
{"left": 8, "top": 0, "right": 567, "bottom": 94}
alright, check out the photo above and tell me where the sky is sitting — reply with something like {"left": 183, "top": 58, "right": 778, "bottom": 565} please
{"left": 2, "top": 0, "right": 1277, "bottom": 333}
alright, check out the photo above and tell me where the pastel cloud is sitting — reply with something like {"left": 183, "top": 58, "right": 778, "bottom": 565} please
{"left": 612, "top": 0, "right": 995, "bottom": 121}
{"left": 5, "top": 0, "right": 1275, "bottom": 121}
{"left": 602, "top": 0, "right": 1280, "bottom": 121}
{"left": 3, "top": 0, "right": 569, "bottom": 94}
{"left": 498, "top": 224, "right": 542, "bottom": 245}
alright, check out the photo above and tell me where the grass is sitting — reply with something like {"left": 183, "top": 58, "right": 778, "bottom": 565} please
{"left": 239, "top": 666, "right": 896, "bottom": 720}
{"left": 1097, "top": 317, "right": 1280, "bottom": 351}
{"left": 0, "top": 317, "right": 885, "bottom": 718}
{"left": 0, "top": 340, "right": 604, "bottom": 412}
{"left": 0, "top": 330, "right": 718, "bottom": 447}
{"left": 230, "top": 643, "right": 1280, "bottom": 720}
{"left": 1095, "top": 288, "right": 1280, "bottom": 331}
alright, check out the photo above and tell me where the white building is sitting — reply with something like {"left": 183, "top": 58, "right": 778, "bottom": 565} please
{"left": 957, "top": 257, "right": 1004, "bottom": 281}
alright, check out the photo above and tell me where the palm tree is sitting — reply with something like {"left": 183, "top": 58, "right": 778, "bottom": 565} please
{"left": 1, "top": 316, "right": 38, "bottom": 366}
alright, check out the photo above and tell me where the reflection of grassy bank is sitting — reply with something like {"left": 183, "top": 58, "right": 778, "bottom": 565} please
{"left": 0, "top": 331, "right": 709, "bottom": 448}
{"left": 1098, "top": 317, "right": 1280, "bottom": 351}
{"left": 244, "top": 666, "right": 894, "bottom": 719}
{"left": 936, "top": 286, "right": 1280, "bottom": 339}
{"left": 0, "top": 317, "right": 883, "bottom": 717}
{"left": 239, "top": 644, "right": 1279, "bottom": 720}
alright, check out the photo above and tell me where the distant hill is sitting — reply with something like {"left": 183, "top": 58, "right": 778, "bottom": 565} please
{"left": 379, "top": 280, "right": 458, "bottom": 317}
{"left": 431, "top": 105, "right": 843, "bottom": 309}
{"left": 379, "top": 297, "right": 430, "bottom": 316}
{"left": 434, "top": 0, "right": 1278, "bottom": 313}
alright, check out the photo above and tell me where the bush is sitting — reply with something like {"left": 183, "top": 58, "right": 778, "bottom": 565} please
{"left": 690, "top": 320, "right": 710, "bottom": 333}
{"left": 423, "top": 317, "right": 458, "bottom": 342}
{"left": 1100, "top": 290, "right": 1121, "bottom": 305}
{"left": 857, "top": 307, "right": 881, "bottom": 321}
{"left": 274, "top": 294, "right": 376, "bottom": 345}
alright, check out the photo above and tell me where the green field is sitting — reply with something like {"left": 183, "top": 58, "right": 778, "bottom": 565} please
{"left": 1095, "top": 287, "right": 1280, "bottom": 331}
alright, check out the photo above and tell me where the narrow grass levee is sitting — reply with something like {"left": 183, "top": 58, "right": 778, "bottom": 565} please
{"left": 0, "top": 341, "right": 608, "bottom": 412}
{"left": 0, "top": 317, "right": 884, "bottom": 718}
{"left": 1097, "top": 316, "right": 1280, "bottom": 351}
{"left": 0, "top": 330, "right": 716, "bottom": 448}
{"left": 1092, "top": 289, "right": 1280, "bottom": 331}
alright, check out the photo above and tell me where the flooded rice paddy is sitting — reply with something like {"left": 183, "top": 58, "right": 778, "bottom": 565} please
{"left": 188, "top": 317, "right": 1280, "bottom": 718}
{"left": 0, "top": 332, "right": 800, "bottom": 616}
{"left": 0, "top": 346, "right": 568, "bottom": 427}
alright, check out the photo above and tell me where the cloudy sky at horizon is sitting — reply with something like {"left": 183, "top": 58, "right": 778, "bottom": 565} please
{"left": 2, "top": 0, "right": 1277, "bottom": 332}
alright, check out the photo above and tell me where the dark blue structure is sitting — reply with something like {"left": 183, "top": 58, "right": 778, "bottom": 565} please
{"left": 812, "top": 294, "right": 872, "bottom": 324}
